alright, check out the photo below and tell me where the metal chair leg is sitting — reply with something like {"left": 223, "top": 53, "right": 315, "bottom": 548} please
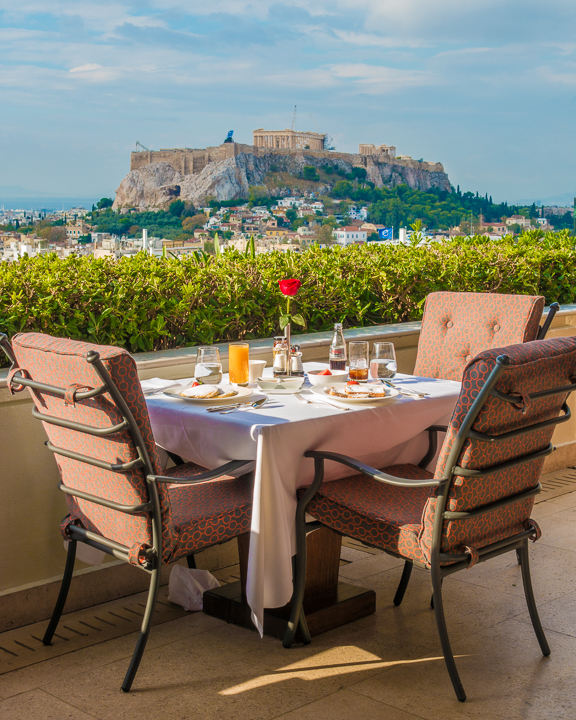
{"left": 431, "top": 564, "right": 466, "bottom": 702}
{"left": 393, "top": 561, "right": 413, "bottom": 606}
{"left": 186, "top": 554, "right": 197, "bottom": 569}
{"left": 43, "top": 539, "right": 77, "bottom": 645}
{"left": 121, "top": 566, "right": 161, "bottom": 692}
{"left": 518, "top": 540, "right": 550, "bottom": 656}
{"left": 283, "top": 535, "right": 309, "bottom": 648}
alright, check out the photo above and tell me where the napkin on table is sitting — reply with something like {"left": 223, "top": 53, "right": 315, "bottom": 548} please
{"left": 140, "top": 377, "right": 182, "bottom": 396}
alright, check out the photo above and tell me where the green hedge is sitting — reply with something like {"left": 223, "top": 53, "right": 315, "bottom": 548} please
{"left": 1, "top": 230, "right": 574, "bottom": 366}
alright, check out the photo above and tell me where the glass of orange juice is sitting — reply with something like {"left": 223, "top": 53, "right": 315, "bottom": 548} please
{"left": 228, "top": 342, "right": 249, "bottom": 386}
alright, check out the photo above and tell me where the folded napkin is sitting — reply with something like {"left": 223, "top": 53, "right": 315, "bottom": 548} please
{"left": 140, "top": 377, "right": 181, "bottom": 396}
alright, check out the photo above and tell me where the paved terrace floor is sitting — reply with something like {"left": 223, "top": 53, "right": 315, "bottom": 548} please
{"left": 2, "top": 470, "right": 576, "bottom": 720}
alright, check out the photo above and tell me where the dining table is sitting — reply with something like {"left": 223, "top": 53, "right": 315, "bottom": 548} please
{"left": 145, "top": 362, "right": 461, "bottom": 637}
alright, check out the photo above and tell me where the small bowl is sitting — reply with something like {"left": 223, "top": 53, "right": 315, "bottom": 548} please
{"left": 256, "top": 376, "right": 305, "bottom": 393}
{"left": 306, "top": 369, "right": 348, "bottom": 387}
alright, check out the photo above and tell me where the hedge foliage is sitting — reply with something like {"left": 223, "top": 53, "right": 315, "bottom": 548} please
{"left": 1, "top": 230, "right": 574, "bottom": 366}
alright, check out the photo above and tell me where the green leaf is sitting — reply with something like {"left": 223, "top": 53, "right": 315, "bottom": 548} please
{"left": 279, "top": 314, "right": 290, "bottom": 330}
{"left": 291, "top": 313, "right": 305, "bottom": 326}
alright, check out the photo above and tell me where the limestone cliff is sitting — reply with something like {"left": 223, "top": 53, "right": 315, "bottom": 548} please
{"left": 113, "top": 151, "right": 451, "bottom": 209}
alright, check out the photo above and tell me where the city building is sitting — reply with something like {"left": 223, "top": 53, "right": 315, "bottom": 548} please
{"left": 333, "top": 226, "right": 368, "bottom": 246}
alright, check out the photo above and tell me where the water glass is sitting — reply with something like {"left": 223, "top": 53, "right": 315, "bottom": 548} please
{"left": 370, "top": 342, "right": 397, "bottom": 379}
{"left": 194, "top": 346, "right": 223, "bottom": 384}
{"left": 228, "top": 342, "right": 249, "bottom": 386}
{"left": 348, "top": 341, "right": 369, "bottom": 382}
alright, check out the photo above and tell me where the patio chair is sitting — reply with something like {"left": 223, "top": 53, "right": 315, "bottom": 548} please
{"left": 413, "top": 291, "right": 559, "bottom": 382}
{"left": 284, "top": 336, "right": 576, "bottom": 701}
{"left": 0, "top": 332, "right": 254, "bottom": 692}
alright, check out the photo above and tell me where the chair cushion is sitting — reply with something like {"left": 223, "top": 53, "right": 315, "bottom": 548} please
{"left": 11, "top": 332, "right": 179, "bottom": 562}
{"left": 420, "top": 336, "right": 576, "bottom": 565}
{"left": 413, "top": 291, "right": 544, "bottom": 382}
{"left": 164, "top": 462, "right": 253, "bottom": 562}
{"left": 303, "top": 464, "right": 433, "bottom": 565}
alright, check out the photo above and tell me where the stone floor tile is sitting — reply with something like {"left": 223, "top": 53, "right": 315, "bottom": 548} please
{"left": 0, "top": 611, "right": 223, "bottom": 699}
{"left": 351, "top": 620, "right": 576, "bottom": 720}
{"left": 338, "top": 552, "right": 403, "bottom": 580}
{"left": 0, "top": 688, "right": 98, "bottom": 720}
{"left": 451, "top": 542, "right": 576, "bottom": 604}
{"left": 353, "top": 565, "right": 527, "bottom": 646}
{"left": 44, "top": 620, "right": 433, "bottom": 720}
{"left": 536, "top": 506, "right": 576, "bottom": 550}
{"left": 516, "top": 589, "right": 576, "bottom": 638}
{"left": 272, "top": 688, "right": 425, "bottom": 720}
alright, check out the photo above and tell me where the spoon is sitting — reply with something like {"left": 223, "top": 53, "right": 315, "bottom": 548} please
{"left": 219, "top": 397, "right": 269, "bottom": 414}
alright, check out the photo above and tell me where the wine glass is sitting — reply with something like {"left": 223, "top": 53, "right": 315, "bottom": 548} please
{"left": 348, "top": 341, "right": 369, "bottom": 382}
{"left": 370, "top": 342, "right": 397, "bottom": 379}
{"left": 194, "top": 346, "right": 222, "bottom": 384}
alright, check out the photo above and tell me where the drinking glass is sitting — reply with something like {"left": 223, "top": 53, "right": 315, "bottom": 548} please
{"left": 348, "top": 341, "right": 369, "bottom": 382}
{"left": 370, "top": 342, "right": 397, "bottom": 379}
{"left": 228, "top": 342, "right": 249, "bottom": 386}
{"left": 195, "top": 346, "right": 222, "bottom": 384}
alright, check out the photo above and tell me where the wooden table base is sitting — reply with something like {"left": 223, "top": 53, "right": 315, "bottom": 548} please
{"left": 203, "top": 528, "right": 376, "bottom": 639}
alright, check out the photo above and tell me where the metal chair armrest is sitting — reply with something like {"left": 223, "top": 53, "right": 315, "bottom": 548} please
{"left": 152, "top": 459, "right": 254, "bottom": 485}
{"left": 418, "top": 424, "right": 449, "bottom": 469}
{"left": 304, "top": 450, "right": 440, "bottom": 487}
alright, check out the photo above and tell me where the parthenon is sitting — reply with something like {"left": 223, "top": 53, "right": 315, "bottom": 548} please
{"left": 253, "top": 128, "right": 326, "bottom": 151}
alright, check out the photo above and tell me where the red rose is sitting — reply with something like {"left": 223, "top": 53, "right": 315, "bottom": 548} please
{"left": 278, "top": 279, "right": 301, "bottom": 296}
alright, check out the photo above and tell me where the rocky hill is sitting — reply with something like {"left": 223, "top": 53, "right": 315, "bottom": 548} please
{"left": 113, "top": 152, "right": 451, "bottom": 210}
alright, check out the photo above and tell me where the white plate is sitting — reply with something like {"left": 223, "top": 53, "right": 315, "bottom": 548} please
{"left": 310, "top": 385, "right": 399, "bottom": 405}
{"left": 163, "top": 384, "right": 253, "bottom": 404}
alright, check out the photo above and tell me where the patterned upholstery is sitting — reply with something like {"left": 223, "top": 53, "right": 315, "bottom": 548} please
{"left": 165, "top": 463, "right": 252, "bottom": 560}
{"left": 303, "top": 464, "right": 432, "bottom": 563}
{"left": 413, "top": 291, "right": 545, "bottom": 382}
{"left": 306, "top": 338, "right": 576, "bottom": 567}
{"left": 11, "top": 333, "right": 251, "bottom": 565}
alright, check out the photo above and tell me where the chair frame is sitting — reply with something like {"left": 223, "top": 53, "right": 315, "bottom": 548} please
{"left": 0, "top": 334, "right": 251, "bottom": 692}
{"left": 538, "top": 302, "right": 559, "bottom": 339}
{"left": 284, "top": 352, "right": 575, "bottom": 701}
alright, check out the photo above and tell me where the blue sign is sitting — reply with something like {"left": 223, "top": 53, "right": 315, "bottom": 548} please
{"left": 378, "top": 227, "right": 393, "bottom": 240}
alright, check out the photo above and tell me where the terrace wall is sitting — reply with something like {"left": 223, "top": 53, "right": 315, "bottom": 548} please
{"left": 1, "top": 307, "right": 575, "bottom": 630}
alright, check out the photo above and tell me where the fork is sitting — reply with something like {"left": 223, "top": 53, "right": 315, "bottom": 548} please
{"left": 295, "top": 392, "right": 350, "bottom": 411}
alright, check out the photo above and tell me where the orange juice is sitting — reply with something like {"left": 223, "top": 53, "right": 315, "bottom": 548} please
{"left": 229, "top": 343, "right": 249, "bottom": 385}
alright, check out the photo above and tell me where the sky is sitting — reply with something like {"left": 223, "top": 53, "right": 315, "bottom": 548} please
{"left": 0, "top": 1, "right": 575, "bottom": 204}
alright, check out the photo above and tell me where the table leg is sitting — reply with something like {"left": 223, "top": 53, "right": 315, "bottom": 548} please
{"left": 204, "top": 529, "right": 376, "bottom": 640}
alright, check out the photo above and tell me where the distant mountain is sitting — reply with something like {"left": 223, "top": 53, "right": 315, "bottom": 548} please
{"left": 514, "top": 192, "right": 575, "bottom": 207}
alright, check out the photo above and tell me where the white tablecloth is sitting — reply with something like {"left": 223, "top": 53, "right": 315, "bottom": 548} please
{"left": 146, "top": 364, "right": 461, "bottom": 635}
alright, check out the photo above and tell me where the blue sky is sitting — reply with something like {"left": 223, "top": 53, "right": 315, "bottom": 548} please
{"left": 0, "top": 1, "right": 574, "bottom": 203}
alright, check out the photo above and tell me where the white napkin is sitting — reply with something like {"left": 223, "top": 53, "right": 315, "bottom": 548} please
{"left": 140, "top": 377, "right": 181, "bottom": 396}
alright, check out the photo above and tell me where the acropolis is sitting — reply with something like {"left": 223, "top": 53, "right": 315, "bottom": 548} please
{"left": 252, "top": 128, "right": 326, "bottom": 151}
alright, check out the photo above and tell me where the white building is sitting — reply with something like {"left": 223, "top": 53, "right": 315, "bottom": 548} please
{"left": 333, "top": 226, "right": 368, "bottom": 246}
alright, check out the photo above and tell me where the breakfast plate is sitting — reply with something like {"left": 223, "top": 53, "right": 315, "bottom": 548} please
{"left": 310, "top": 384, "right": 399, "bottom": 405}
{"left": 163, "top": 383, "right": 253, "bottom": 404}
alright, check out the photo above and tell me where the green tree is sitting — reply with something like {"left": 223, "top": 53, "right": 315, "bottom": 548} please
{"left": 303, "top": 166, "right": 320, "bottom": 182}
{"left": 169, "top": 199, "right": 185, "bottom": 217}
{"left": 97, "top": 198, "right": 113, "bottom": 210}
{"left": 332, "top": 180, "right": 353, "bottom": 198}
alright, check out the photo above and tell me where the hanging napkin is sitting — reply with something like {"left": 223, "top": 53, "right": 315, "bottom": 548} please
{"left": 140, "top": 377, "right": 181, "bottom": 396}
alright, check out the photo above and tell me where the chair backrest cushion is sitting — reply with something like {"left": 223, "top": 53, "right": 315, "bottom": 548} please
{"left": 419, "top": 336, "right": 576, "bottom": 564}
{"left": 413, "top": 291, "right": 545, "bottom": 382}
{"left": 11, "top": 333, "right": 178, "bottom": 562}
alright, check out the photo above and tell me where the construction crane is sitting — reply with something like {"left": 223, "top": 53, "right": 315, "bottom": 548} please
{"left": 135, "top": 141, "right": 150, "bottom": 152}
{"left": 291, "top": 105, "right": 297, "bottom": 131}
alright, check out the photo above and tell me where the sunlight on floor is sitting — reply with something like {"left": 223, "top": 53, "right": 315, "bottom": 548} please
{"left": 220, "top": 647, "right": 462, "bottom": 695}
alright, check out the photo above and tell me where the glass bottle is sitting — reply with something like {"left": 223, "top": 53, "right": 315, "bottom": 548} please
{"left": 329, "top": 323, "right": 347, "bottom": 371}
